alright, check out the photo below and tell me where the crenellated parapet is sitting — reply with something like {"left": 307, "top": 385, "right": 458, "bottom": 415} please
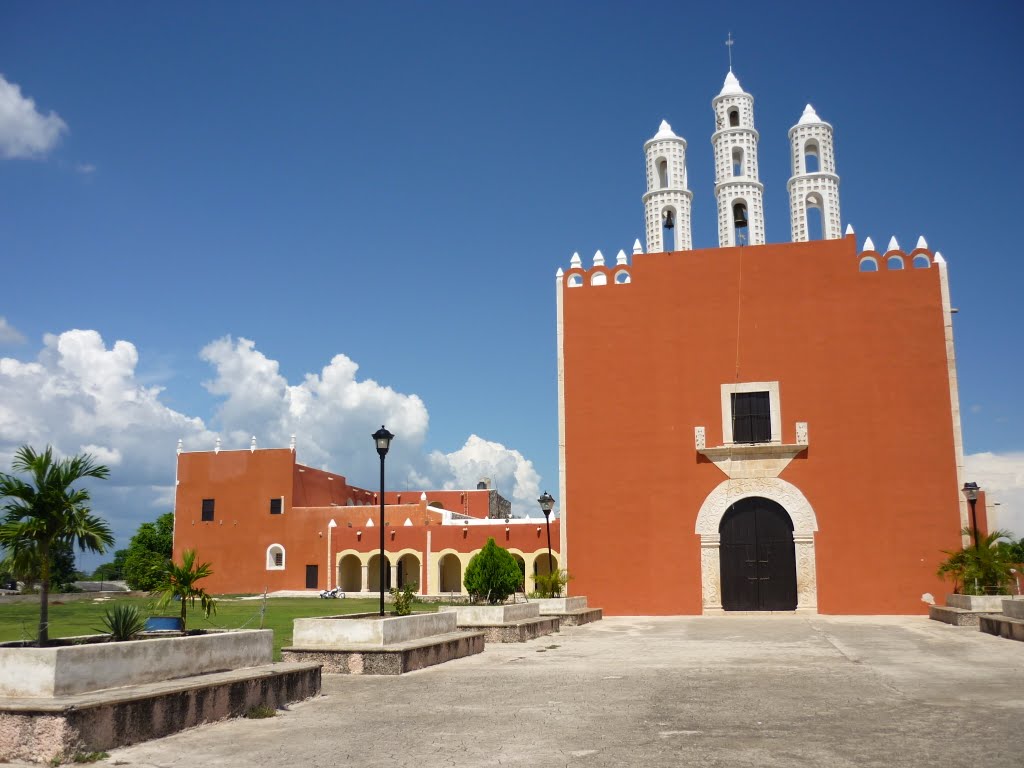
{"left": 854, "top": 231, "right": 943, "bottom": 273}
{"left": 558, "top": 240, "right": 642, "bottom": 289}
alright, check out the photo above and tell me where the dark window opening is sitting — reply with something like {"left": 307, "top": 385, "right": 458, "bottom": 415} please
{"left": 270, "top": 497, "right": 282, "bottom": 515}
{"left": 731, "top": 392, "right": 771, "bottom": 443}
{"left": 274, "top": 551, "right": 283, "bottom": 567}
{"left": 201, "top": 498, "right": 215, "bottom": 522}
{"left": 728, "top": 108, "right": 739, "bottom": 127}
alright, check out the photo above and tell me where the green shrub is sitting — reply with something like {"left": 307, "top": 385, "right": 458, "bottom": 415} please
{"left": 464, "top": 538, "right": 521, "bottom": 604}
{"left": 533, "top": 569, "right": 571, "bottom": 598}
{"left": 390, "top": 583, "right": 417, "bottom": 616}
{"left": 244, "top": 705, "right": 276, "bottom": 719}
{"left": 95, "top": 602, "right": 147, "bottom": 641}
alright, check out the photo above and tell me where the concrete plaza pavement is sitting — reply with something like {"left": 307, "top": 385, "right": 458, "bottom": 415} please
{"left": 36, "top": 615, "right": 1024, "bottom": 767}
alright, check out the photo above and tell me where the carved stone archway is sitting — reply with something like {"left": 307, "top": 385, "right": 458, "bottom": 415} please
{"left": 695, "top": 478, "right": 819, "bottom": 613}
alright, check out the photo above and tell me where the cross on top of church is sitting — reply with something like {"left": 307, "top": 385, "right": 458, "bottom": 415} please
{"left": 726, "top": 32, "right": 734, "bottom": 71}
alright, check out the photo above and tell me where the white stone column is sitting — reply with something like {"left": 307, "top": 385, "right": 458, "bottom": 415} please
{"left": 390, "top": 564, "right": 398, "bottom": 591}
{"left": 360, "top": 564, "right": 369, "bottom": 593}
{"left": 700, "top": 534, "right": 723, "bottom": 612}
{"left": 794, "top": 533, "right": 818, "bottom": 611}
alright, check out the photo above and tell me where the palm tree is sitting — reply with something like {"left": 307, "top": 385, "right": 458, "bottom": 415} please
{"left": 153, "top": 549, "right": 217, "bottom": 631}
{"left": 0, "top": 446, "right": 113, "bottom": 645}
{"left": 937, "top": 527, "right": 1018, "bottom": 595}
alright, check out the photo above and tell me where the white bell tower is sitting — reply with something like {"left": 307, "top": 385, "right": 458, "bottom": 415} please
{"left": 787, "top": 104, "right": 841, "bottom": 241}
{"left": 711, "top": 71, "right": 765, "bottom": 247}
{"left": 643, "top": 120, "right": 693, "bottom": 253}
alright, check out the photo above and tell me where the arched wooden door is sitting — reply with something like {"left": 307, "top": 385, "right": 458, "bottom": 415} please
{"left": 720, "top": 497, "right": 797, "bottom": 611}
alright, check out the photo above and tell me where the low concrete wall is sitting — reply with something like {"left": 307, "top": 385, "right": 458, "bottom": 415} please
{"left": 1003, "top": 600, "right": 1024, "bottom": 619}
{"left": 945, "top": 594, "right": 1019, "bottom": 611}
{"left": 0, "top": 630, "right": 273, "bottom": 698}
{"left": 535, "top": 597, "right": 588, "bottom": 614}
{"left": 292, "top": 612, "right": 457, "bottom": 647}
{"left": 443, "top": 603, "right": 539, "bottom": 625}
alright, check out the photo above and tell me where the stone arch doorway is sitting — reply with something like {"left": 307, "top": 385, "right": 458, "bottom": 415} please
{"left": 720, "top": 498, "right": 797, "bottom": 611}
{"left": 695, "top": 478, "right": 819, "bottom": 612}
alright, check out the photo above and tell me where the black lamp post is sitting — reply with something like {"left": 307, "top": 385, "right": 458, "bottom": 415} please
{"left": 372, "top": 425, "right": 394, "bottom": 616}
{"left": 962, "top": 481, "right": 980, "bottom": 551}
{"left": 538, "top": 491, "right": 556, "bottom": 592}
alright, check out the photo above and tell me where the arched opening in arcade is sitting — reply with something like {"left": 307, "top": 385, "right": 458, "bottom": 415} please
{"left": 338, "top": 554, "right": 362, "bottom": 592}
{"left": 397, "top": 553, "right": 421, "bottom": 591}
{"left": 438, "top": 553, "right": 462, "bottom": 594}
{"left": 366, "top": 554, "right": 391, "bottom": 592}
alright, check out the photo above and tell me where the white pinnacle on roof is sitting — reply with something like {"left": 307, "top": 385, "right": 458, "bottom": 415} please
{"left": 570, "top": 252, "right": 582, "bottom": 269}
{"left": 887, "top": 236, "right": 900, "bottom": 252}
{"left": 719, "top": 70, "right": 744, "bottom": 96}
{"left": 934, "top": 251, "right": 946, "bottom": 264}
{"left": 798, "top": 104, "right": 821, "bottom": 125}
{"left": 632, "top": 238, "right": 643, "bottom": 255}
{"left": 863, "top": 237, "right": 875, "bottom": 251}
{"left": 365, "top": 518, "right": 374, "bottom": 527}
{"left": 616, "top": 249, "right": 628, "bottom": 266}
{"left": 916, "top": 235, "right": 928, "bottom": 250}
{"left": 651, "top": 119, "right": 678, "bottom": 140}
{"left": 845, "top": 223, "right": 855, "bottom": 235}
{"left": 420, "top": 491, "right": 427, "bottom": 501}
{"left": 593, "top": 250, "right": 605, "bottom": 267}
{"left": 555, "top": 267, "right": 563, "bottom": 278}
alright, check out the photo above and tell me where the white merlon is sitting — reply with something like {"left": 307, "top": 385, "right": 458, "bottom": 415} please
{"left": 616, "top": 249, "right": 628, "bottom": 265}
{"left": 570, "top": 252, "right": 582, "bottom": 269}
{"left": 593, "top": 249, "right": 605, "bottom": 266}
{"left": 250, "top": 435, "right": 257, "bottom": 452}
{"left": 934, "top": 251, "right": 946, "bottom": 264}
{"left": 176, "top": 438, "right": 183, "bottom": 455}
{"left": 916, "top": 235, "right": 928, "bottom": 250}
{"left": 404, "top": 518, "right": 413, "bottom": 526}
{"left": 365, "top": 518, "right": 374, "bottom": 527}
{"left": 632, "top": 238, "right": 643, "bottom": 254}
{"left": 555, "top": 267, "right": 564, "bottom": 278}
{"left": 214, "top": 436, "right": 221, "bottom": 454}
{"left": 863, "top": 237, "right": 876, "bottom": 252}
{"left": 420, "top": 491, "right": 427, "bottom": 501}
{"left": 887, "top": 236, "right": 900, "bottom": 252}
{"left": 798, "top": 104, "right": 821, "bottom": 124}
{"left": 289, "top": 434, "right": 296, "bottom": 452}
{"left": 845, "top": 223, "right": 854, "bottom": 235}
{"left": 719, "top": 70, "right": 744, "bottom": 96}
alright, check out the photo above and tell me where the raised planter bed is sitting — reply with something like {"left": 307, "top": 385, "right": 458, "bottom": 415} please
{"left": 441, "top": 602, "right": 559, "bottom": 643}
{"left": 945, "top": 594, "right": 1022, "bottom": 612}
{"left": 533, "top": 596, "right": 603, "bottom": 626}
{"left": 284, "top": 612, "right": 484, "bottom": 674}
{"left": 0, "top": 629, "right": 273, "bottom": 698}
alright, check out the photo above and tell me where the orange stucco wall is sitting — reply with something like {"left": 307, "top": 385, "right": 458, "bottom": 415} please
{"left": 561, "top": 235, "right": 963, "bottom": 615}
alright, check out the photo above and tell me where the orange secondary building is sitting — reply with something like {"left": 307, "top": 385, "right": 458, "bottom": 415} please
{"left": 172, "top": 446, "right": 561, "bottom": 596}
{"left": 553, "top": 70, "right": 978, "bottom": 616}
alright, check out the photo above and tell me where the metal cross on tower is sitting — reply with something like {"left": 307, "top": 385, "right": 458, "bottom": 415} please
{"left": 726, "top": 32, "right": 734, "bottom": 71}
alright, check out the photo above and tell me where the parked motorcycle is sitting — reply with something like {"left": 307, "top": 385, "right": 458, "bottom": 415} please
{"left": 319, "top": 587, "right": 345, "bottom": 599}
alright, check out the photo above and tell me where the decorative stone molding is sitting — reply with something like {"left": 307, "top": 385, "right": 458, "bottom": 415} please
{"left": 695, "top": 478, "right": 819, "bottom": 613}
{"left": 694, "top": 426, "right": 706, "bottom": 450}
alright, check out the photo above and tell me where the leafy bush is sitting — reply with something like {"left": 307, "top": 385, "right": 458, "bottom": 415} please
{"left": 938, "top": 528, "right": 1018, "bottom": 595}
{"left": 463, "top": 538, "right": 521, "bottom": 604}
{"left": 389, "top": 583, "right": 417, "bottom": 615}
{"left": 123, "top": 549, "right": 167, "bottom": 591}
{"left": 533, "top": 569, "right": 571, "bottom": 598}
{"left": 152, "top": 549, "right": 216, "bottom": 630}
{"left": 244, "top": 705, "right": 276, "bottom": 719}
{"left": 95, "top": 602, "right": 147, "bottom": 641}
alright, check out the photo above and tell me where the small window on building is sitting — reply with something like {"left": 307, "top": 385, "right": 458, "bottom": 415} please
{"left": 728, "top": 108, "right": 739, "bottom": 127}
{"left": 266, "top": 544, "right": 285, "bottom": 570}
{"left": 731, "top": 391, "right": 772, "bottom": 443}
{"left": 270, "top": 498, "right": 283, "bottom": 515}
{"left": 201, "top": 498, "right": 215, "bottom": 522}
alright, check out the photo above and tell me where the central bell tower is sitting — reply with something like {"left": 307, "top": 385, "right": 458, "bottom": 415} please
{"left": 711, "top": 70, "right": 765, "bottom": 247}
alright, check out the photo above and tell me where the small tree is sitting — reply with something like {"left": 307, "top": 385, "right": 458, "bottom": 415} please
{"left": 123, "top": 512, "right": 174, "bottom": 590}
{"left": 937, "top": 527, "right": 1018, "bottom": 595}
{"left": 464, "top": 538, "right": 521, "bottom": 604}
{"left": 0, "top": 446, "right": 113, "bottom": 645}
{"left": 152, "top": 549, "right": 216, "bottom": 630}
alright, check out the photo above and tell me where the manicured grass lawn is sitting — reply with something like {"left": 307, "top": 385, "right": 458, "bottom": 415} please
{"left": 0, "top": 595, "right": 442, "bottom": 660}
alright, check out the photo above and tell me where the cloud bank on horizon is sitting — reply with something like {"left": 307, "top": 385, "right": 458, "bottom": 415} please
{"left": 0, "top": 74, "right": 68, "bottom": 159}
{"left": 0, "top": 330, "right": 542, "bottom": 554}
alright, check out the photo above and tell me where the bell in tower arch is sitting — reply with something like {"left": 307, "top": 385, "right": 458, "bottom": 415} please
{"left": 663, "top": 209, "right": 675, "bottom": 230}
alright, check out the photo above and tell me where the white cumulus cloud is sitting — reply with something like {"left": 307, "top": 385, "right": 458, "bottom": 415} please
{"left": 0, "top": 317, "right": 25, "bottom": 345}
{"left": 964, "top": 451, "right": 1024, "bottom": 539}
{"left": 0, "top": 74, "right": 68, "bottom": 159}
{"left": 429, "top": 434, "right": 542, "bottom": 517}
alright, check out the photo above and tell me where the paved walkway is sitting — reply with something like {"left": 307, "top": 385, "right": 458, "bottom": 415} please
{"left": 35, "top": 616, "right": 1024, "bottom": 767}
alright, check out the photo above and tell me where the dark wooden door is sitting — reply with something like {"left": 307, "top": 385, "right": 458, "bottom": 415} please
{"left": 305, "top": 564, "right": 319, "bottom": 590}
{"left": 720, "top": 498, "right": 797, "bottom": 611}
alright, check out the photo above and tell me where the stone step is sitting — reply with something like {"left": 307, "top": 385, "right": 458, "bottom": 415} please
{"left": 0, "top": 662, "right": 321, "bottom": 763}
{"left": 464, "top": 616, "right": 560, "bottom": 643}
{"left": 282, "top": 630, "right": 485, "bottom": 675}
{"left": 552, "top": 608, "right": 603, "bottom": 627}
{"left": 979, "top": 614, "right": 1024, "bottom": 642}
{"left": 928, "top": 605, "right": 990, "bottom": 626}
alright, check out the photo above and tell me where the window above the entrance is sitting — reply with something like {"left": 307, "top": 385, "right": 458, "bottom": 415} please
{"left": 721, "top": 382, "right": 781, "bottom": 445}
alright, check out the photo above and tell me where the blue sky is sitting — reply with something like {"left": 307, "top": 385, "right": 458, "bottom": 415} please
{"left": 2, "top": 1, "right": 1023, "bottom": 564}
